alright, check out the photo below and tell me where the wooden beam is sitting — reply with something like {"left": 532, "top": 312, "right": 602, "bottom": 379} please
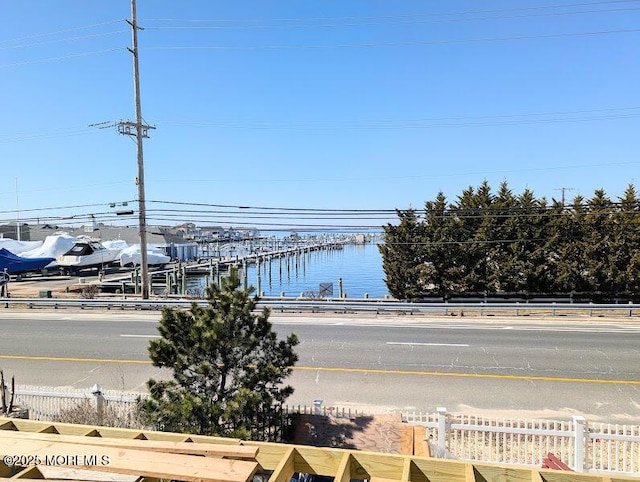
{"left": 38, "top": 466, "right": 138, "bottom": 482}
{"left": 0, "top": 421, "right": 17, "bottom": 431}
{"left": 408, "top": 459, "right": 429, "bottom": 482}
{"left": 471, "top": 463, "right": 535, "bottom": 482}
{"left": 3, "top": 418, "right": 639, "bottom": 482}
{"left": 412, "top": 457, "right": 467, "bottom": 482}
{"left": 464, "top": 463, "right": 476, "bottom": 482}
{"left": 370, "top": 477, "right": 403, "bottom": 482}
{"left": 242, "top": 441, "right": 293, "bottom": 471}
{"left": 0, "top": 419, "right": 239, "bottom": 445}
{"left": 538, "top": 473, "right": 630, "bottom": 482}
{"left": 412, "top": 426, "right": 431, "bottom": 457}
{"left": 268, "top": 447, "right": 296, "bottom": 482}
{"left": 0, "top": 437, "right": 257, "bottom": 482}
{"left": 334, "top": 454, "right": 352, "bottom": 482}
{"left": 287, "top": 445, "right": 345, "bottom": 476}
{"left": 351, "top": 452, "right": 406, "bottom": 481}
{"left": 1, "top": 479, "right": 130, "bottom": 482}
{"left": 401, "top": 459, "right": 412, "bottom": 482}
{"left": 0, "top": 432, "right": 257, "bottom": 459}
{"left": 9, "top": 466, "right": 43, "bottom": 479}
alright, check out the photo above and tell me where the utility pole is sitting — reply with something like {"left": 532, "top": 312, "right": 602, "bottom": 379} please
{"left": 119, "top": 0, "right": 155, "bottom": 299}
{"left": 15, "top": 178, "right": 20, "bottom": 242}
{"left": 555, "top": 187, "right": 575, "bottom": 207}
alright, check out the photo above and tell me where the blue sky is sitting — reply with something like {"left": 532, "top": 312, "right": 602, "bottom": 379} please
{"left": 1, "top": 1, "right": 639, "bottom": 230}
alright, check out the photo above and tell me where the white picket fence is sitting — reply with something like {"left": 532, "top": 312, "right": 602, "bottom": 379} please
{"left": 7, "top": 386, "right": 640, "bottom": 476}
{"left": 12, "top": 385, "right": 141, "bottom": 425}
{"left": 403, "top": 408, "right": 640, "bottom": 476}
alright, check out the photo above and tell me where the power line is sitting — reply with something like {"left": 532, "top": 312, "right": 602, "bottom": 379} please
{"left": 144, "top": 7, "right": 640, "bottom": 31}
{"left": 0, "top": 47, "right": 126, "bottom": 69}
{"left": 0, "top": 19, "right": 123, "bottom": 45}
{"left": 0, "top": 31, "right": 127, "bottom": 51}
{"left": 0, "top": 200, "right": 136, "bottom": 215}
{"left": 146, "top": 199, "right": 399, "bottom": 213}
{"left": 144, "top": 199, "right": 640, "bottom": 218}
{"left": 143, "top": 27, "right": 640, "bottom": 51}
{"left": 144, "top": 212, "right": 396, "bottom": 221}
{"left": 142, "top": 0, "right": 640, "bottom": 25}
{"left": 155, "top": 106, "right": 640, "bottom": 130}
{"left": 2, "top": 106, "right": 637, "bottom": 145}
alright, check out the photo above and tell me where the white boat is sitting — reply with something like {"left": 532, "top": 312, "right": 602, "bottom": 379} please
{"left": 57, "top": 239, "right": 121, "bottom": 273}
{"left": 119, "top": 244, "right": 171, "bottom": 267}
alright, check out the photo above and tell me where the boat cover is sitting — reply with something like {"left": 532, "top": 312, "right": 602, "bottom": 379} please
{"left": 0, "top": 248, "right": 55, "bottom": 275}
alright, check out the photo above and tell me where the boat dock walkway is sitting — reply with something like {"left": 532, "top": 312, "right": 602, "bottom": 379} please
{"left": 99, "top": 241, "right": 345, "bottom": 296}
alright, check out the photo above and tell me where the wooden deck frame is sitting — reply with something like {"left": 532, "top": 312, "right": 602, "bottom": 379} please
{"left": 2, "top": 418, "right": 639, "bottom": 482}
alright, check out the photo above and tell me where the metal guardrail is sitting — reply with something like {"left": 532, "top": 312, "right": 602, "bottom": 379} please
{"left": 0, "top": 296, "right": 638, "bottom": 316}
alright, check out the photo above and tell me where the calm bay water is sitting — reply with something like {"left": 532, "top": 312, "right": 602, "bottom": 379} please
{"left": 196, "top": 242, "right": 389, "bottom": 299}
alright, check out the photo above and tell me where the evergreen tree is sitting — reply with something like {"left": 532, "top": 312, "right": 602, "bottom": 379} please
{"left": 583, "top": 189, "right": 615, "bottom": 294}
{"left": 422, "top": 192, "right": 463, "bottom": 299}
{"left": 541, "top": 198, "right": 570, "bottom": 293}
{"left": 616, "top": 185, "right": 640, "bottom": 295}
{"left": 553, "top": 195, "right": 591, "bottom": 294}
{"left": 383, "top": 182, "right": 640, "bottom": 300}
{"left": 379, "top": 209, "right": 426, "bottom": 300}
{"left": 140, "top": 269, "right": 299, "bottom": 439}
{"left": 450, "top": 182, "right": 495, "bottom": 294}
{"left": 490, "top": 181, "right": 519, "bottom": 292}
{"left": 452, "top": 186, "right": 484, "bottom": 293}
{"left": 512, "top": 190, "right": 548, "bottom": 294}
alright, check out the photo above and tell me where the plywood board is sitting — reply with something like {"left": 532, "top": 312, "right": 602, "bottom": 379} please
{"left": 0, "top": 431, "right": 257, "bottom": 458}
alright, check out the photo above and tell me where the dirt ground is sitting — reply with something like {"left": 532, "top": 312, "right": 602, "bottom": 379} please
{"left": 290, "top": 413, "right": 430, "bottom": 456}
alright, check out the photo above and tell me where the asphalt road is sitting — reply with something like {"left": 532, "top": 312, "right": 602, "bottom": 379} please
{"left": 0, "top": 311, "right": 639, "bottom": 422}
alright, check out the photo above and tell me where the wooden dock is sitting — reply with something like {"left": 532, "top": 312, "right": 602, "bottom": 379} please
{"left": 97, "top": 241, "right": 346, "bottom": 296}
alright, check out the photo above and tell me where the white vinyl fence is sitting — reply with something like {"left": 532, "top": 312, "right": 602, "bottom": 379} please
{"left": 12, "top": 385, "right": 141, "bottom": 427}
{"left": 7, "top": 386, "right": 639, "bottom": 476}
{"left": 403, "top": 407, "right": 640, "bottom": 476}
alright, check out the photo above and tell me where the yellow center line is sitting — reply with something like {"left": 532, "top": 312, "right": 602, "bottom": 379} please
{"left": 0, "top": 355, "right": 151, "bottom": 364}
{"left": 293, "top": 365, "right": 640, "bottom": 385}
{"left": 1, "top": 354, "right": 638, "bottom": 385}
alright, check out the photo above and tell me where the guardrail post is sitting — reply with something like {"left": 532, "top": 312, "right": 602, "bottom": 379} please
{"left": 588, "top": 302, "right": 593, "bottom": 317}
{"left": 552, "top": 302, "right": 556, "bottom": 316}
{"left": 629, "top": 301, "right": 633, "bottom": 317}
{"left": 437, "top": 406, "right": 447, "bottom": 456}
{"left": 573, "top": 415, "right": 587, "bottom": 472}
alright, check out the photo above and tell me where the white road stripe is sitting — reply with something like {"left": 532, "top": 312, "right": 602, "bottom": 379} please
{"left": 120, "top": 334, "right": 160, "bottom": 338}
{"left": 386, "top": 342, "right": 470, "bottom": 347}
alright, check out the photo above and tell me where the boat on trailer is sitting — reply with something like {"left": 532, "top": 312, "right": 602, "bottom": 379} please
{"left": 0, "top": 248, "right": 56, "bottom": 275}
{"left": 57, "top": 239, "right": 120, "bottom": 274}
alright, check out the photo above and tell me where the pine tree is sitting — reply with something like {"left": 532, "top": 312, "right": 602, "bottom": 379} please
{"left": 583, "top": 189, "right": 615, "bottom": 295}
{"left": 140, "top": 269, "right": 299, "bottom": 439}
{"left": 616, "top": 185, "right": 640, "bottom": 295}
{"left": 379, "top": 209, "right": 426, "bottom": 300}
{"left": 554, "top": 195, "right": 590, "bottom": 294}
{"left": 490, "top": 181, "right": 519, "bottom": 292}
{"left": 423, "top": 192, "right": 462, "bottom": 299}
